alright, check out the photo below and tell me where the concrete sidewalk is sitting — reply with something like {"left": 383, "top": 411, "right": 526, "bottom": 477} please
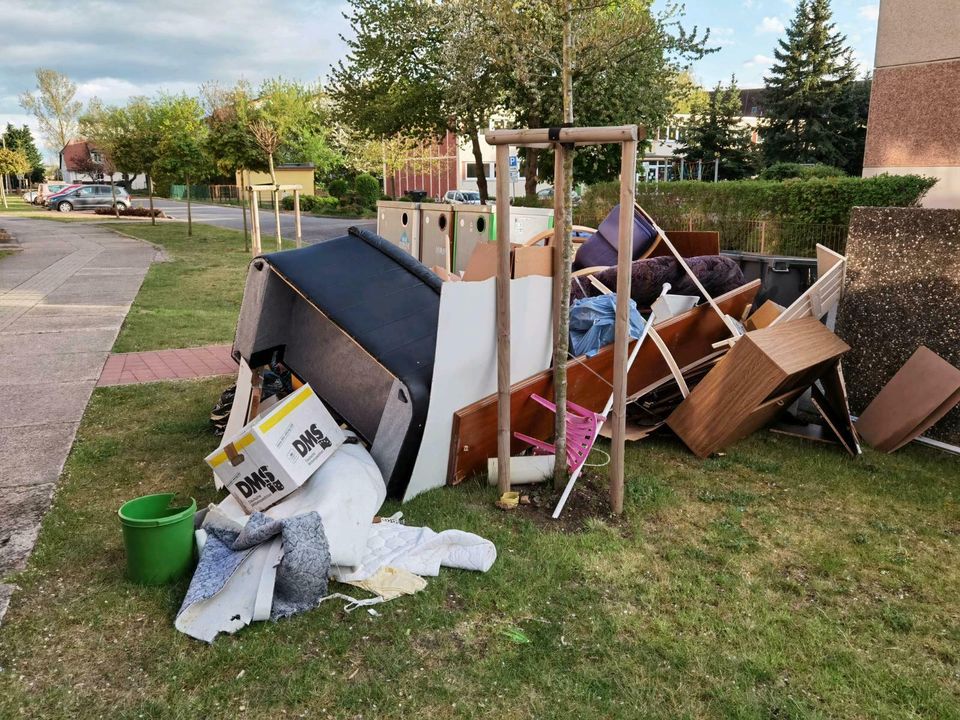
{"left": 0, "top": 217, "right": 157, "bottom": 621}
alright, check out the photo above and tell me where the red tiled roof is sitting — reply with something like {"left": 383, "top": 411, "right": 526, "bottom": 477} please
{"left": 61, "top": 140, "right": 94, "bottom": 171}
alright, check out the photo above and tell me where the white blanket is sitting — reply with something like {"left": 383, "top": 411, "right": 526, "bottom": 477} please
{"left": 332, "top": 517, "right": 497, "bottom": 582}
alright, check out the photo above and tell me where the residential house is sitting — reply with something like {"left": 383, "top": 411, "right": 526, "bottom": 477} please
{"left": 59, "top": 140, "right": 147, "bottom": 190}
{"left": 641, "top": 88, "right": 764, "bottom": 182}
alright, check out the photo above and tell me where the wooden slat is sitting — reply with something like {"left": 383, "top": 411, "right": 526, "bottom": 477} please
{"left": 775, "top": 244, "right": 846, "bottom": 325}
{"left": 447, "top": 280, "right": 761, "bottom": 483}
{"left": 495, "top": 144, "right": 512, "bottom": 493}
{"left": 485, "top": 125, "right": 638, "bottom": 146}
{"left": 610, "top": 138, "right": 638, "bottom": 514}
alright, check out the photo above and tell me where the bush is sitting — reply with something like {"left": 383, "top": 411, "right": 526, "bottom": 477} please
{"left": 759, "top": 163, "right": 847, "bottom": 181}
{"left": 327, "top": 179, "right": 349, "bottom": 198}
{"left": 512, "top": 195, "right": 551, "bottom": 208}
{"left": 353, "top": 173, "right": 381, "bottom": 208}
{"left": 577, "top": 174, "right": 938, "bottom": 227}
{"left": 94, "top": 206, "right": 165, "bottom": 218}
{"left": 280, "top": 194, "right": 339, "bottom": 213}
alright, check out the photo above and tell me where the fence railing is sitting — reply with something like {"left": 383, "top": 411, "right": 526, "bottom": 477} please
{"left": 170, "top": 184, "right": 241, "bottom": 203}
{"left": 664, "top": 215, "right": 848, "bottom": 258}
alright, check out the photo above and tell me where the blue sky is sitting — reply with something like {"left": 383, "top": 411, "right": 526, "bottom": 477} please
{"left": 656, "top": 0, "right": 880, "bottom": 88}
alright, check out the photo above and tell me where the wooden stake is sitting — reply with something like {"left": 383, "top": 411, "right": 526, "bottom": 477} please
{"left": 551, "top": 144, "right": 570, "bottom": 491}
{"left": 250, "top": 188, "right": 262, "bottom": 256}
{"left": 294, "top": 189, "right": 302, "bottom": 248}
{"left": 609, "top": 139, "right": 638, "bottom": 515}
{"left": 272, "top": 186, "right": 282, "bottom": 250}
{"left": 495, "top": 143, "right": 512, "bottom": 495}
{"left": 240, "top": 170, "right": 249, "bottom": 253}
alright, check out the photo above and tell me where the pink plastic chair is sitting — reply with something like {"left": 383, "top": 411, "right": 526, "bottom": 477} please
{"left": 513, "top": 394, "right": 605, "bottom": 477}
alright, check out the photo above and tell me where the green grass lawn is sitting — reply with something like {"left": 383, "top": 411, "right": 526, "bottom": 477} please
{"left": 1, "top": 379, "right": 957, "bottom": 719}
{"left": 110, "top": 222, "right": 251, "bottom": 352}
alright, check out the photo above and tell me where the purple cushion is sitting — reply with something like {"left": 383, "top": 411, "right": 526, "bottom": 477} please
{"left": 572, "top": 204, "right": 658, "bottom": 270}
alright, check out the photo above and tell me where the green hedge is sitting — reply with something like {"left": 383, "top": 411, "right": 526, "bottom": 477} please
{"left": 577, "top": 174, "right": 938, "bottom": 228}
{"left": 280, "top": 194, "right": 339, "bottom": 212}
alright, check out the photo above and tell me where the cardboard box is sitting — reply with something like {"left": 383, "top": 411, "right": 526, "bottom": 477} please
{"left": 205, "top": 384, "right": 345, "bottom": 512}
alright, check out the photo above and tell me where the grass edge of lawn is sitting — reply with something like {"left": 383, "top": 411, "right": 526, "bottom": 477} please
{"left": 0, "top": 377, "right": 958, "bottom": 719}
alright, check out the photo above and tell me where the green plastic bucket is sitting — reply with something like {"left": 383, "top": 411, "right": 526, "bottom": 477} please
{"left": 118, "top": 493, "right": 196, "bottom": 585}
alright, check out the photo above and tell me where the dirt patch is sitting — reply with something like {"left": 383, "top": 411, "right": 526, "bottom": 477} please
{"left": 511, "top": 471, "right": 628, "bottom": 533}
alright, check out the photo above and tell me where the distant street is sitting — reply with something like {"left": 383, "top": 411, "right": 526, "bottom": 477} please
{"left": 137, "top": 198, "right": 376, "bottom": 244}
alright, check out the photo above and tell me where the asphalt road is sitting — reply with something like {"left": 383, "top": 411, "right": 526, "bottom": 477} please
{"left": 137, "top": 198, "right": 376, "bottom": 244}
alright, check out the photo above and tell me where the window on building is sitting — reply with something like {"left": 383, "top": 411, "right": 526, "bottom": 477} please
{"left": 91, "top": 151, "right": 103, "bottom": 164}
{"left": 464, "top": 161, "right": 495, "bottom": 180}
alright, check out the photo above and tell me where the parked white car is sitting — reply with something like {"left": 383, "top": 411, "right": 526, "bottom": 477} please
{"left": 444, "top": 190, "right": 482, "bottom": 205}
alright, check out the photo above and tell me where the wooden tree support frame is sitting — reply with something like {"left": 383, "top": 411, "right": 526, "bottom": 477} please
{"left": 246, "top": 183, "right": 304, "bottom": 256}
{"left": 486, "top": 125, "right": 640, "bottom": 513}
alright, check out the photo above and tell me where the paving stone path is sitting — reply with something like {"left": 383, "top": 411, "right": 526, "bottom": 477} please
{"left": 0, "top": 217, "right": 158, "bottom": 622}
{"left": 98, "top": 344, "right": 236, "bottom": 386}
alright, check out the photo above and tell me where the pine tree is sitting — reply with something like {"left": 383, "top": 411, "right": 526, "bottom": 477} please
{"left": 760, "top": 0, "right": 861, "bottom": 169}
{"left": 2, "top": 123, "right": 45, "bottom": 184}
{"left": 682, "top": 77, "right": 757, "bottom": 180}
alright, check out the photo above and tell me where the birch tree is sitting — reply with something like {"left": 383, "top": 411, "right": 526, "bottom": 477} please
{"left": 19, "top": 69, "right": 83, "bottom": 153}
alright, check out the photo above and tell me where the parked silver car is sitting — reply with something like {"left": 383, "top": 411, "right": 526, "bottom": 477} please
{"left": 48, "top": 184, "right": 131, "bottom": 213}
{"left": 443, "top": 189, "right": 482, "bottom": 205}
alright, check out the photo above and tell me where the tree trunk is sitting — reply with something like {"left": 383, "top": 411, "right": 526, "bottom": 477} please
{"left": 525, "top": 148, "right": 539, "bottom": 197}
{"left": 240, "top": 168, "right": 250, "bottom": 252}
{"left": 268, "top": 153, "right": 282, "bottom": 249}
{"left": 0, "top": 178, "right": 6, "bottom": 209}
{"left": 111, "top": 177, "right": 119, "bottom": 218}
{"left": 553, "top": 1, "right": 575, "bottom": 491}
{"left": 186, "top": 177, "right": 193, "bottom": 237}
{"left": 148, "top": 175, "right": 156, "bottom": 226}
{"left": 470, "top": 132, "right": 489, "bottom": 204}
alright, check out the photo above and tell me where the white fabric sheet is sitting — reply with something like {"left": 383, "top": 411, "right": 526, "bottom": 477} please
{"left": 332, "top": 519, "right": 497, "bottom": 582}
{"left": 403, "top": 276, "right": 554, "bottom": 501}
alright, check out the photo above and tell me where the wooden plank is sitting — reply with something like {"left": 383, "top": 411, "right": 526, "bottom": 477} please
{"left": 495, "top": 143, "right": 512, "bottom": 493}
{"left": 855, "top": 346, "right": 960, "bottom": 452}
{"left": 447, "top": 280, "right": 761, "bottom": 483}
{"left": 649, "top": 230, "right": 721, "bottom": 258}
{"left": 610, "top": 139, "right": 638, "bottom": 514}
{"left": 293, "top": 189, "right": 302, "bottom": 248}
{"left": 744, "top": 300, "right": 784, "bottom": 331}
{"left": 513, "top": 246, "right": 553, "bottom": 278}
{"left": 485, "top": 125, "right": 638, "bottom": 147}
{"left": 811, "top": 360, "right": 861, "bottom": 456}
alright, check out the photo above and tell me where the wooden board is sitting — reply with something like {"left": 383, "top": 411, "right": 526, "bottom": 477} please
{"left": 650, "top": 230, "right": 721, "bottom": 258}
{"left": 744, "top": 299, "right": 784, "bottom": 331}
{"left": 513, "top": 245, "right": 554, "bottom": 278}
{"left": 856, "top": 346, "right": 960, "bottom": 452}
{"left": 666, "top": 317, "right": 849, "bottom": 458}
{"left": 810, "top": 360, "right": 861, "bottom": 456}
{"left": 447, "top": 280, "right": 761, "bottom": 483}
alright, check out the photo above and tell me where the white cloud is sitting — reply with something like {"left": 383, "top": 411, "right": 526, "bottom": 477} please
{"left": 0, "top": 0, "right": 352, "bottom": 153}
{"left": 858, "top": 4, "right": 880, "bottom": 21}
{"left": 711, "top": 27, "right": 737, "bottom": 47}
{"left": 755, "top": 16, "right": 785, "bottom": 34}
{"left": 743, "top": 54, "right": 776, "bottom": 69}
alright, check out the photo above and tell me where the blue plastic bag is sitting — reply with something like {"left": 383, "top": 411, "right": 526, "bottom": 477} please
{"left": 569, "top": 294, "right": 645, "bottom": 358}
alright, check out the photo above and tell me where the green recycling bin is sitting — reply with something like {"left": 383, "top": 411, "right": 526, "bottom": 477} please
{"left": 118, "top": 493, "right": 196, "bottom": 585}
